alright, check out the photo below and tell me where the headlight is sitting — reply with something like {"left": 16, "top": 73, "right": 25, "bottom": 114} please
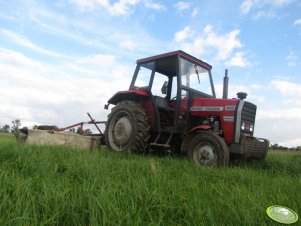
{"left": 241, "top": 122, "right": 254, "bottom": 132}
{"left": 250, "top": 124, "right": 254, "bottom": 132}
{"left": 241, "top": 122, "right": 245, "bottom": 130}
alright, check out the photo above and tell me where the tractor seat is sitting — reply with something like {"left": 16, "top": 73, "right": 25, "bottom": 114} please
{"left": 153, "top": 96, "right": 169, "bottom": 110}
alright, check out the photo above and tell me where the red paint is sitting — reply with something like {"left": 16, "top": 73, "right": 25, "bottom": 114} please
{"left": 190, "top": 125, "right": 211, "bottom": 131}
{"left": 190, "top": 98, "right": 238, "bottom": 144}
{"left": 108, "top": 90, "right": 149, "bottom": 105}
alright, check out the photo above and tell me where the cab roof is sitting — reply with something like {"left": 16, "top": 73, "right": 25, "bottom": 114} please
{"left": 136, "top": 50, "right": 212, "bottom": 71}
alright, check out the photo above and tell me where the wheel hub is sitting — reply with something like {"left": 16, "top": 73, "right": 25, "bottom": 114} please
{"left": 113, "top": 117, "right": 132, "bottom": 146}
{"left": 194, "top": 144, "right": 216, "bottom": 165}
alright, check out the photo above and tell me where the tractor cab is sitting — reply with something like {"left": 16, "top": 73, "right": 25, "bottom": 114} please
{"left": 129, "top": 50, "right": 216, "bottom": 132}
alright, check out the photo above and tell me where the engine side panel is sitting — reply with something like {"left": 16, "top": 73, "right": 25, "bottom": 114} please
{"left": 189, "top": 98, "right": 238, "bottom": 144}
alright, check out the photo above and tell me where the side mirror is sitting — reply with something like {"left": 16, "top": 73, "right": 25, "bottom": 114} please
{"left": 161, "top": 81, "right": 168, "bottom": 95}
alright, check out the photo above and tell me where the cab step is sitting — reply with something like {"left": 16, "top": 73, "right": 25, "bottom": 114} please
{"left": 149, "top": 143, "right": 171, "bottom": 148}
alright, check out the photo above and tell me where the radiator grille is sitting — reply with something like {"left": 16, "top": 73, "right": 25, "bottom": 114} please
{"left": 241, "top": 101, "right": 256, "bottom": 135}
{"left": 241, "top": 102, "right": 256, "bottom": 123}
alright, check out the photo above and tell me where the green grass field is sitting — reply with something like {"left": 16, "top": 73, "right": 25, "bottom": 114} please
{"left": 0, "top": 133, "right": 300, "bottom": 225}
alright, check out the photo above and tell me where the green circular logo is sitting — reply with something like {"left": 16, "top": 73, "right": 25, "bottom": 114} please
{"left": 267, "top": 205, "right": 298, "bottom": 224}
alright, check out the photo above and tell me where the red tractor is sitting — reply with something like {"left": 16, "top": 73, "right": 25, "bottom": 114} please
{"left": 104, "top": 50, "right": 269, "bottom": 166}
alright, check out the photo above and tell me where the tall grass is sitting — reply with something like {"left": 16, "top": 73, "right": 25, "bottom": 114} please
{"left": 0, "top": 133, "right": 300, "bottom": 225}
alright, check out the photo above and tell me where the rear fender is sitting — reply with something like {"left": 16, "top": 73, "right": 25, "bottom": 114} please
{"left": 107, "top": 90, "right": 149, "bottom": 105}
{"left": 106, "top": 90, "right": 156, "bottom": 128}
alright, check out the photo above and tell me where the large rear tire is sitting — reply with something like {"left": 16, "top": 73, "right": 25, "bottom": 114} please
{"left": 105, "top": 100, "right": 150, "bottom": 153}
{"left": 187, "top": 132, "right": 229, "bottom": 166}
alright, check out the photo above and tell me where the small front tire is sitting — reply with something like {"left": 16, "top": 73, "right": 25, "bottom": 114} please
{"left": 187, "top": 132, "right": 229, "bottom": 166}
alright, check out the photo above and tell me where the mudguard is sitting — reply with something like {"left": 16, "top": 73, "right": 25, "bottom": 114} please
{"left": 107, "top": 90, "right": 149, "bottom": 105}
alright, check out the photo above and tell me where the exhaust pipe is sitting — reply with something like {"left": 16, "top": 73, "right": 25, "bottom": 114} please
{"left": 222, "top": 69, "right": 229, "bottom": 99}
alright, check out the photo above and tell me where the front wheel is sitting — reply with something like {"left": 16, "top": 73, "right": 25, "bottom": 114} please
{"left": 187, "top": 132, "right": 229, "bottom": 166}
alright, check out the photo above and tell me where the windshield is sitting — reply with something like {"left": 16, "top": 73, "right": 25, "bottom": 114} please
{"left": 133, "top": 61, "right": 170, "bottom": 98}
{"left": 134, "top": 62, "right": 154, "bottom": 87}
{"left": 180, "top": 57, "right": 213, "bottom": 96}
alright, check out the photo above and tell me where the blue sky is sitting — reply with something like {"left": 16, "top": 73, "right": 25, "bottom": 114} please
{"left": 0, "top": 0, "right": 301, "bottom": 146}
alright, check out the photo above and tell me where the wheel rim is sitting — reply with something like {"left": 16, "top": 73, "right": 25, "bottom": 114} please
{"left": 108, "top": 112, "right": 133, "bottom": 151}
{"left": 113, "top": 117, "right": 132, "bottom": 146}
{"left": 193, "top": 142, "right": 217, "bottom": 166}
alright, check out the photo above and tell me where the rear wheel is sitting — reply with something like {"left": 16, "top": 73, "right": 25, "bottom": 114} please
{"left": 105, "top": 100, "right": 150, "bottom": 153}
{"left": 187, "top": 132, "right": 229, "bottom": 166}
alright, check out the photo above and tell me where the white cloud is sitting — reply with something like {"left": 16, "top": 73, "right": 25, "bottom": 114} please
{"left": 271, "top": 80, "right": 301, "bottom": 105}
{"left": 0, "top": 48, "right": 43, "bottom": 70}
{"left": 76, "top": 54, "right": 116, "bottom": 66}
{"left": 175, "top": 1, "right": 191, "bottom": 11}
{"left": 272, "top": 0, "right": 295, "bottom": 7}
{"left": 294, "top": 19, "right": 301, "bottom": 25}
{"left": 191, "top": 7, "right": 199, "bottom": 17}
{"left": 66, "top": 54, "right": 117, "bottom": 76}
{"left": 69, "top": 0, "right": 99, "bottom": 11}
{"left": 119, "top": 40, "right": 137, "bottom": 50}
{"left": 174, "top": 25, "right": 243, "bottom": 62}
{"left": 0, "top": 28, "right": 71, "bottom": 59}
{"left": 256, "top": 108, "right": 301, "bottom": 147}
{"left": 204, "top": 25, "right": 242, "bottom": 60}
{"left": 257, "top": 107, "right": 301, "bottom": 120}
{"left": 69, "top": 0, "right": 140, "bottom": 16}
{"left": 250, "top": 84, "right": 264, "bottom": 89}
{"left": 180, "top": 38, "right": 206, "bottom": 57}
{"left": 226, "top": 52, "right": 251, "bottom": 67}
{"left": 70, "top": 0, "right": 166, "bottom": 16}
{"left": 240, "top": 0, "right": 295, "bottom": 15}
{"left": 109, "top": 0, "right": 140, "bottom": 16}
{"left": 252, "top": 10, "right": 277, "bottom": 20}
{"left": 0, "top": 48, "right": 131, "bottom": 128}
{"left": 286, "top": 51, "right": 298, "bottom": 67}
{"left": 280, "top": 138, "right": 301, "bottom": 147}
{"left": 250, "top": 95, "right": 266, "bottom": 103}
{"left": 144, "top": 1, "right": 166, "bottom": 11}
{"left": 18, "top": 5, "right": 114, "bottom": 50}
{"left": 174, "top": 26, "right": 195, "bottom": 42}
{"left": 0, "top": 0, "right": 165, "bottom": 59}
{"left": 240, "top": 0, "right": 255, "bottom": 14}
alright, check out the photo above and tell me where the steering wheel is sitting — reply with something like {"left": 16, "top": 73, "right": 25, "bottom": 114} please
{"left": 171, "top": 94, "right": 186, "bottom": 101}
{"left": 171, "top": 96, "right": 177, "bottom": 101}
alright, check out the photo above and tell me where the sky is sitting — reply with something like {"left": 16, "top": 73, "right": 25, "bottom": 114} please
{"left": 0, "top": 0, "right": 301, "bottom": 147}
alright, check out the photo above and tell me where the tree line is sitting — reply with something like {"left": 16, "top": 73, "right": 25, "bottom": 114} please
{"left": 0, "top": 120, "right": 21, "bottom": 134}
{"left": 0, "top": 124, "right": 10, "bottom": 133}
{"left": 0, "top": 119, "right": 92, "bottom": 136}
{"left": 270, "top": 143, "right": 301, "bottom": 151}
